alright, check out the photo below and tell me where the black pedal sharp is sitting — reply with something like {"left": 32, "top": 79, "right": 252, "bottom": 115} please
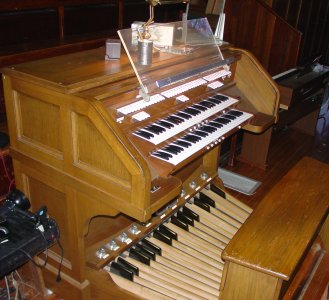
{"left": 117, "top": 257, "right": 139, "bottom": 276}
{"left": 177, "top": 211, "right": 194, "bottom": 226}
{"left": 182, "top": 206, "right": 200, "bottom": 222}
{"left": 210, "top": 184, "right": 226, "bottom": 198}
{"left": 158, "top": 224, "right": 178, "bottom": 240}
{"left": 199, "top": 192, "right": 216, "bottom": 207}
{"left": 110, "top": 261, "right": 134, "bottom": 281}
{"left": 194, "top": 197, "right": 210, "bottom": 212}
{"left": 153, "top": 230, "right": 172, "bottom": 245}
{"left": 135, "top": 243, "right": 156, "bottom": 260}
{"left": 171, "top": 216, "right": 189, "bottom": 231}
{"left": 141, "top": 239, "right": 162, "bottom": 255}
{"left": 129, "top": 247, "right": 150, "bottom": 265}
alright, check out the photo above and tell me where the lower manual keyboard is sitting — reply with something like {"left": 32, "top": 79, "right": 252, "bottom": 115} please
{"left": 151, "top": 110, "right": 253, "bottom": 165}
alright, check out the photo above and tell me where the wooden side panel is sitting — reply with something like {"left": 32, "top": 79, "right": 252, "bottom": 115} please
{"left": 220, "top": 262, "right": 281, "bottom": 299}
{"left": 238, "top": 127, "right": 273, "bottom": 169}
{"left": 72, "top": 112, "right": 131, "bottom": 182}
{"left": 3, "top": 73, "right": 156, "bottom": 220}
{"left": 16, "top": 91, "right": 62, "bottom": 153}
{"left": 227, "top": 49, "right": 279, "bottom": 120}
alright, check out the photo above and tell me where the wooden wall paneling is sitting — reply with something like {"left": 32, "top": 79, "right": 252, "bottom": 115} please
{"left": 0, "top": 8, "right": 59, "bottom": 47}
{"left": 224, "top": 0, "right": 259, "bottom": 53}
{"left": 224, "top": 1, "right": 251, "bottom": 56}
{"left": 121, "top": 0, "right": 149, "bottom": 28}
{"left": 297, "top": 0, "right": 328, "bottom": 65}
{"left": 224, "top": 0, "right": 301, "bottom": 75}
{"left": 58, "top": 4, "right": 65, "bottom": 40}
{"left": 295, "top": 0, "right": 312, "bottom": 65}
{"left": 314, "top": 0, "right": 329, "bottom": 63}
{"left": 285, "top": 0, "right": 302, "bottom": 28}
{"left": 267, "top": 17, "right": 301, "bottom": 75}
{"left": 272, "top": 0, "right": 289, "bottom": 19}
{"left": 252, "top": 2, "right": 276, "bottom": 70}
{"left": 307, "top": 1, "right": 324, "bottom": 62}
{"left": 63, "top": 2, "right": 119, "bottom": 37}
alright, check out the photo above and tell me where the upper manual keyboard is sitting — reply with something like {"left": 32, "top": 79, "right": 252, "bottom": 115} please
{"left": 133, "top": 94, "right": 238, "bottom": 145}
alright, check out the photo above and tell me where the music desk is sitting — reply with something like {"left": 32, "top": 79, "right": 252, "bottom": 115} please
{"left": 221, "top": 156, "right": 329, "bottom": 299}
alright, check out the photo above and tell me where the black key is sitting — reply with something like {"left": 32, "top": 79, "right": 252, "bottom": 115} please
{"left": 209, "top": 121, "right": 223, "bottom": 129}
{"left": 162, "top": 147, "right": 178, "bottom": 155}
{"left": 175, "top": 112, "right": 192, "bottom": 119}
{"left": 213, "top": 94, "right": 229, "bottom": 101}
{"left": 154, "top": 151, "right": 172, "bottom": 159}
{"left": 173, "top": 140, "right": 192, "bottom": 148}
{"left": 117, "top": 257, "right": 139, "bottom": 276}
{"left": 199, "top": 192, "right": 216, "bottom": 207}
{"left": 110, "top": 261, "right": 134, "bottom": 281}
{"left": 182, "top": 206, "right": 200, "bottom": 222}
{"left": 214, "top": 117, "right": 230, "bottom": 125}
{"left": 141, "top": 239, "right": 162, "bottom": 255}
{"left": 177, "top": 210, "right": 194, "bottom": 226}
{"left": 135, "top": 243, "right": 156, "bottom": 260}
{"left": 163, "top": 145, "right": 183, "bottom": 154}
{"left": 223, "top": 114, "right": 236, "bottom": 120}
{"left": 171, "top": 216, "right": 189, "bottom": 231}
{"left": 199, "top": 125, "right": 217, "bottom": 133}
{"left": 165, "top": 115, "right": 184, "bottom": 124}
{"left": 156, "top": 120, "right": 174, "bottom": 129}
{"left": 153, "top": 230, "right": 172, "bottom": 245}
{"left": 158, "top": 225, "right": 178, "bottom": 240}
{"left": 181, "top": 134, "right": 201, "bottom": 143}
{"left": 145, "top": 124, "right": 166, "bottom": 134}
{"left": 192, "top": 104, "right": 208, "bottom": 112}
{"left": 192, "top": 130, "right": 208, "bottom": 137}
{"left": 199, "top": 100, "right": 215, "bottom": 108}
{"left": 207, "top": 97, "right": 222, "bottom": 104}
{"left": 129, "top": 247, "right": 150, "bottom": 265}
{"left": 135, "top": 130, "right": 154, "bottom": 139}
{"left": 183, "top": 107, "right": 201, "bottom": 116}
{"left": 227, "top": 110, "right": 243, "bottom": 117}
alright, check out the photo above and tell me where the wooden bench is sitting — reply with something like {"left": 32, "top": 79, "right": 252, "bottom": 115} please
{"left": 221, "top": 156, "right": 329, "bottom": 299}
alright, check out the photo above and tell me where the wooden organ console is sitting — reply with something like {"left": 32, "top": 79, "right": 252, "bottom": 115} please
{"left": 2, "top": 18, "right": 327, "bottom": 300}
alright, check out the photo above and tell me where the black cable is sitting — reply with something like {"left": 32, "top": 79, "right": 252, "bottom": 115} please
{"left": 55, "top": 237, "right": 64, "bottom": 282}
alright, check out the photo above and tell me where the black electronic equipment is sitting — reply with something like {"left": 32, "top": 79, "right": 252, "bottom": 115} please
{"left": 0, "top": 189, "right": 59, "bottom": 278}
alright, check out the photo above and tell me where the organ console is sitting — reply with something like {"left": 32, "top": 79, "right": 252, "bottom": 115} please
{"left": 4, "top": 18, "right": 326, "bottom": 300}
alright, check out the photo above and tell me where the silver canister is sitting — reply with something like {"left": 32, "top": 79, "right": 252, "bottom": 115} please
{"left": 138, "top": 39, "right": 153, "bottom": 66}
